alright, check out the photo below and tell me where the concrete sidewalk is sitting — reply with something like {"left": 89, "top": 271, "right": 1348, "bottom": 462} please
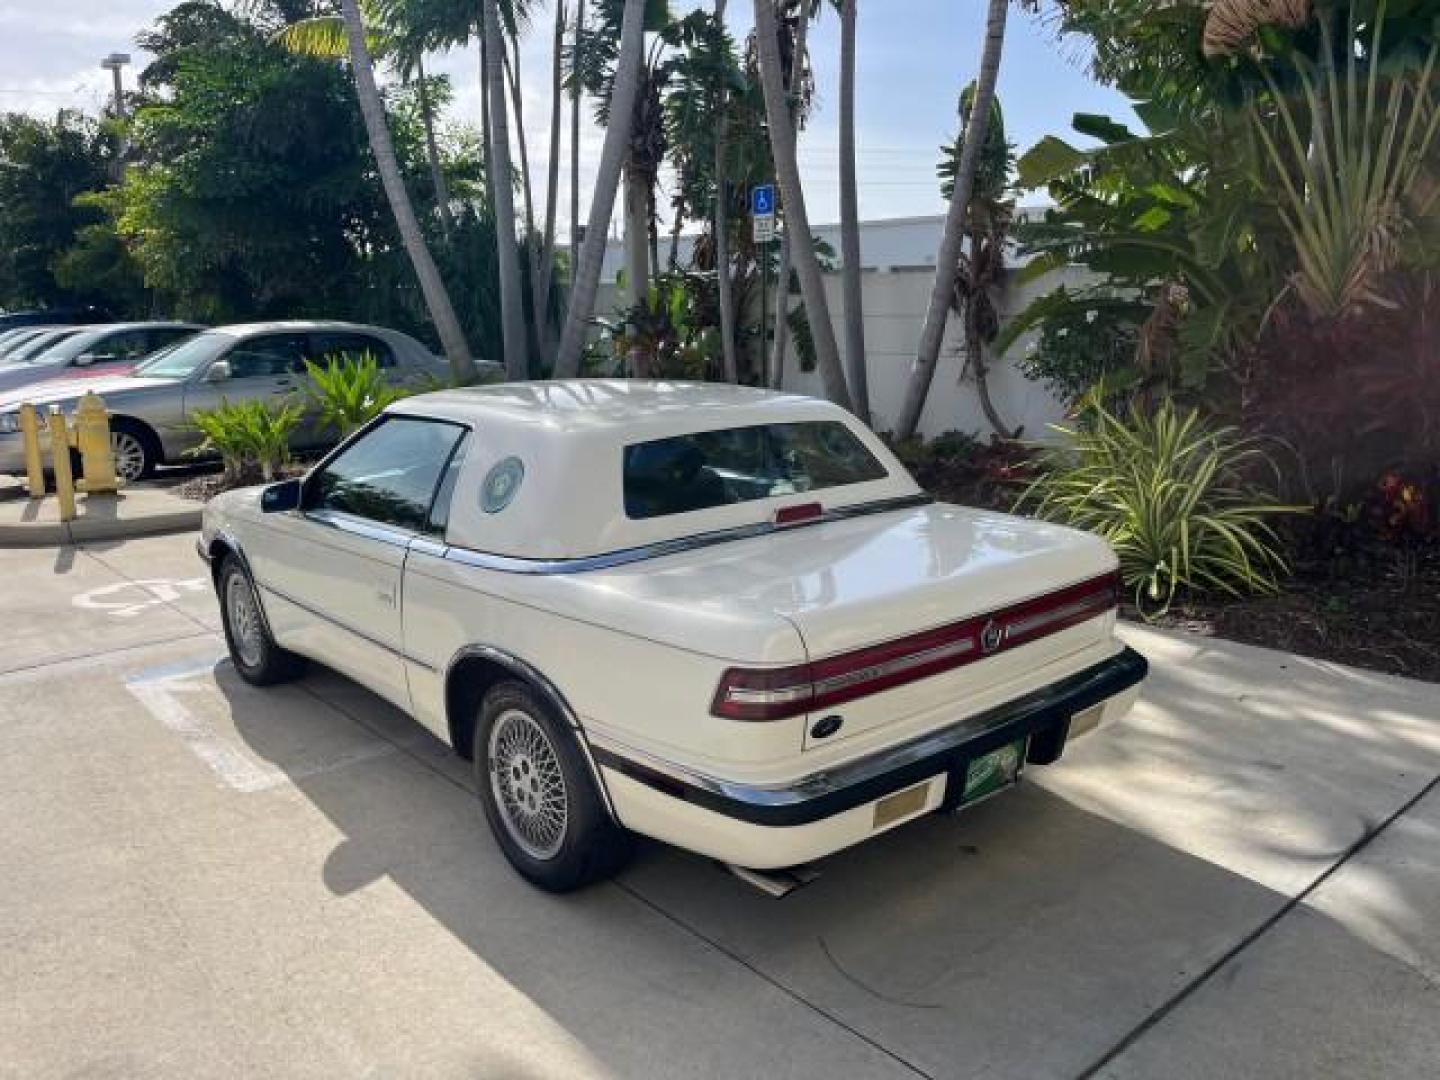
{"left": 0, "top": 484, "right": 200, "bottom": 546}
{"left": 2, "top": 531, "right": 1438, "bottom": 1078}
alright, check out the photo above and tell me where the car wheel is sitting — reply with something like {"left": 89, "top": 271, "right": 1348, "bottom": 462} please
{"left": 218, "top": 555, "right": 305, "bottom": 686}
{"left": 109, "top": 419, "right": 157, "bottom": 482}
{"left": 475, "top": 680, "right": 632, "bottom": 891}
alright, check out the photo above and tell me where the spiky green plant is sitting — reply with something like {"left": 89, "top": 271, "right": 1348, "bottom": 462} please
{"left": 190, "top": 399, "right": 303, "bottom": 482}
{"left": 1018, "top": 394, "right": 1299, "bottom": 614}
{"left": 1250, "top": 3, "right": 1440, "bottom": 318}
{"left": 305, "top": 352, "right": 407, "bottom": 437}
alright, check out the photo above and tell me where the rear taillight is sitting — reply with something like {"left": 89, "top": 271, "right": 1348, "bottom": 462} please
{"left": 710, "top": 570, "right": 1120, "bottom": 721}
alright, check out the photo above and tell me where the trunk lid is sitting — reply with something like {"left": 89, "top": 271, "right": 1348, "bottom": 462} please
{"left": 678, "top": 502, "right": 1119, "bottom": 749}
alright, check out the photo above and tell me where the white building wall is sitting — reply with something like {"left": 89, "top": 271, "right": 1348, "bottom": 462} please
{"left": 777, "top": 265, "right": 1087, "bottom": 441}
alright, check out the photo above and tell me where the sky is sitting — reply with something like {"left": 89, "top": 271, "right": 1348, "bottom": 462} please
{"left": 0, "top": 0, "right": 1137, "bottom": 233}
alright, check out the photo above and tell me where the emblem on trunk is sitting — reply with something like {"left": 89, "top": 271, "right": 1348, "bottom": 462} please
{"left": 980, "top": 619, "right": 1004, "bottom": 654}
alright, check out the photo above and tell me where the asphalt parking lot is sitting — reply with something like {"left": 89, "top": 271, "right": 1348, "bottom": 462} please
{"left": 3, "top": 531, "right": 1439, "bottom": 1079}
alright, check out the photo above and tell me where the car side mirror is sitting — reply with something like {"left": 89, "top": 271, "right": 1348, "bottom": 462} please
{"left": 74, "top": 352, "right": 97, "bottom": 367}
{"left": 204, "top": 360, "right": 231, "bottom": 383}
{"left": 260, "top": 478, "right": 302, "bottom": 513}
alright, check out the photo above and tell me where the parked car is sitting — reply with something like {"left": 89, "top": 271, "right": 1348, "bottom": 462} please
{"left": 0, "top": 321, "right": 449, "bottom": 482}
{"left": 0, "top": 327, "right": 55, "bottom": 355}
{"left": 0, "top": 322, "right": 204, "bottom": 396}
{"left": 198, "top": 381, "right": 1148, "bottom": 893}
{"left": 0, "top": 326, "right": 88, "bottom": 364}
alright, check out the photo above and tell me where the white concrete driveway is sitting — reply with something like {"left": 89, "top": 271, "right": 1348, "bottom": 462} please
{"left": 2, "top": 532, "right": 1437, "bottom": 1078}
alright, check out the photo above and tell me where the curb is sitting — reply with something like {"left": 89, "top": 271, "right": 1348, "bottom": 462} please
{"left": 0, "top": 503, "right": 201, "bottom": 548}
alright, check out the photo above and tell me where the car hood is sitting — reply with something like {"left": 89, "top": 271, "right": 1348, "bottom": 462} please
{"left": 0, "top": 372, "right": 173, "bottom": 412}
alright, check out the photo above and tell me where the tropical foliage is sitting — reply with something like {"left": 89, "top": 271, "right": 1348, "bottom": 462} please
{"left": 305, "top": 352, "right": 410, "bottom": 436}
{"left": 190, "top": 398, "right": 304, "bottom": 483}
{"left": 1019, "top": 394, "right": 1296, "bottom": 613}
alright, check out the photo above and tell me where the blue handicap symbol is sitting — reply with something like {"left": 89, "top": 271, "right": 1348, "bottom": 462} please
{"left": 751, "top": 184, "right": 775, "bottom": 216}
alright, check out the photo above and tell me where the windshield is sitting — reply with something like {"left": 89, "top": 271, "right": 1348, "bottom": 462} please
{"left": 134, "top": 331, "right": 227, "bottom": 379}
{"left": 28, "top": 328, "right": 105, "bottom": 365}
{"left": 7, "top": 329, "right": 82, "bottom": 363}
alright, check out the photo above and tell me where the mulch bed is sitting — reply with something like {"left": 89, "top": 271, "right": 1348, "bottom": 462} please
{"left": 173, "top": 462, "right": 307, "bottom": 503}
{"left": 1131, "top": 548, "right": 1440, "bottom": 683}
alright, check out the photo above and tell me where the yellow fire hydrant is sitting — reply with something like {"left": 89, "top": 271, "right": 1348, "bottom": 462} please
{"left": 73, "top": 392, "right": 121, "bottom": 496}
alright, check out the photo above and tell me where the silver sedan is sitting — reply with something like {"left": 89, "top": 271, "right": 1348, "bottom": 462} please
{"left": 0, "top": 321, "right": 204, "bottom": 397}
{"left": 0, "top": 320, "right": 458, "bottom": 482}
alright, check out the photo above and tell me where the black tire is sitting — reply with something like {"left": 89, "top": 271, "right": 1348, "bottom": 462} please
{"left": 217, "top": 555, "right": 306, "bottom": 686}
{"left": 108, "top": 418, "right": 159, "bottom": 482}
{"left": 474, "top": 680, "right": 632, "bottom": 892}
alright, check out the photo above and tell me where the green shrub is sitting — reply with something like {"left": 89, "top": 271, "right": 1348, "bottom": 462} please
{"left": 1018, "top": 394, "right": 1298, "bottom": 613}
{"left": 191, "top": 398, "right": 303, "bottom": 482}
{"left": 305, "top": 352, "right": 406, "bottom": 436}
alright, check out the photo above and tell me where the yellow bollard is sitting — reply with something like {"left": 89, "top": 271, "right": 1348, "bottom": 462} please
{"left": 73, "top": 392, "right": 121, "bottom": 495}
{"left": 47, "top": 408, "right": 77, "bottom": 523}
{"left": 18, "top": 402, "right": 46, "bottom": 497}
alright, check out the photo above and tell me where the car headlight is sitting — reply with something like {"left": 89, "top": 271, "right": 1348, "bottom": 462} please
{"left": 0, "top": 413, "right": 20, "bottom": 434}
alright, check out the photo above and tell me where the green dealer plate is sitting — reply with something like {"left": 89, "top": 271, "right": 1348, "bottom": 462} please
{"left": 960, "top": 737, "right": 1027, "bottom": 805}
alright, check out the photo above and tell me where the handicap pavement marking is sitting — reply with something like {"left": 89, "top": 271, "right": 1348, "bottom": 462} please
{"left": 126, "top": 655, "right": 397, "bottom": 793}
{"left": 73, "top": 577, "right": 210, "bottom": 619}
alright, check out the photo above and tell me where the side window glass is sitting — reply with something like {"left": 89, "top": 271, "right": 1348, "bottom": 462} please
{"left": 106, "top": 330, "right": 151, "bottom": 361}
{"left": 226, "top": 334, "right": 309, "bottom": 379}
{"left": 309, "top": 332, "right": 396, "bottom": 371}
{"left": 426, "top": 432, "right": 470, "bottom": 537}
{"left": 308, "top": 418, "right": 464, "bottom": 531}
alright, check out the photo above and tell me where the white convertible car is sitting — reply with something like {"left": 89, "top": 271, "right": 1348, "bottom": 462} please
{"left": 200, "top": 381, "right": 1146, "bottom": 892}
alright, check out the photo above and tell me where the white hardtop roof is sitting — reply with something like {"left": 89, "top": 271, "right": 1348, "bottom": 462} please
{"left": 393, "top": 379, "right": 824, "bottom": 435}
{"left": 389, "top": 380, "right": 923, "bottom": 560}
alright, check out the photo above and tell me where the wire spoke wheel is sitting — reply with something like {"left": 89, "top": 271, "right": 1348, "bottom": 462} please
{"left": 225, "top": 571, "right": 264, "bottom": 669}
{"left": 488, "top": 708, "right": 569, "bottom": 861}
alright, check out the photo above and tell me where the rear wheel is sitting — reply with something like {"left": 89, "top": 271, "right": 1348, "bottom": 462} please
{"left": 474, "top": 680, "right": 631, "bottom": 891}
{"left": 218, "top": 555, "right": 305, "bottom": 686}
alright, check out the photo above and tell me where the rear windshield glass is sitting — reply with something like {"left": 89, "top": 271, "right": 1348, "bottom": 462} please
{"left": 624, "top": 421, "right": 888, "bottom": 519}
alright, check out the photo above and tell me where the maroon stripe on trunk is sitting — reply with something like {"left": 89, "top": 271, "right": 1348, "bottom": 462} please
{"left": 712, "top": 570, "right": 1120, "bottom": 720}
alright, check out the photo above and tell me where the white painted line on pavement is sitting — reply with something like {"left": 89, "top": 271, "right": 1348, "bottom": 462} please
{"left": 127, "top": 658, "right": 397, "bottom": 793}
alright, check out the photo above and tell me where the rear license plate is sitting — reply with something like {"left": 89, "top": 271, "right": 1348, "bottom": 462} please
{"left": 960, "top": 737, "right": 1027, "bottom": 806}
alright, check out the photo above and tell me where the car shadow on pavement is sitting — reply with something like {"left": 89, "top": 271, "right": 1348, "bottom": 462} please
{"left": 217, "top": 656, "right": 1440, "bottom": 1080}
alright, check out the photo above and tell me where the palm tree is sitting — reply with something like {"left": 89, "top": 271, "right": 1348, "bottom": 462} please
{"left": 554, "top": 0, "right": 650, "bottom": 377}
{"left": 337, "top": 0, "right": 476, "bottom": 381}
{"left": 894, "top": 0, "right": 1008, "bottom": 440}
{"left": 753, "top": 0, "right": 851, "bottom": 409}
{"left": 483, "top": 0, "right": 529, "bottom": 379}
{"left": 767, "top": 0, "right": 812, "bottom": 389}
{"left": 712, "top": 0, "right": 739, "bottom": 382}
{"left": 837, "top": 0, "right": 868, "bottom": 422}
{"left": 570, "top": 0, "right": 585, "bottom": 287}
{"left": 941, "top": 87, "right": 1017, "bottom": 437}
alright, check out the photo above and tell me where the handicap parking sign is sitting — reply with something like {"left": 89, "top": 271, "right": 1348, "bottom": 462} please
{"left": 751, "top": 184, "right": 776, "bottom": 216}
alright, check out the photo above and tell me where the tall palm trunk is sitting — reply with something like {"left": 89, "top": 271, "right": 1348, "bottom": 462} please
{"left": 503, "top": 39, "right": 549, "bottom": 359}
{"left": 483, "top": 0, "right": 529, "bottom": 379}
{"left": 767, "top": 2, "right": 808, "bottom": 389}
{"left": 554, "top": 0, "right": 648, "bottom": 377}
{"left": 534, "top": 0, "right": 566, "bottom": 355}
{"left": 753, "top": 0, "right": 852, "bottom": 410}
{"left": 480, "top": 32, "right": 493, "bottom": 194}
{"left": 414, "top": 56, "right": 454, "bottom": 242}
{"left": 339, "top": 0, "right": 474, "bottom": 381}
{"left": 894, "top": 0, "right": 1007, "bottom": 440}
{"left": 570, "top": 0, "right": 584, "bottom": 289}
{"left": 624, "top": 171, "right": 649, "bottom": 305}
{"left": 838, "top": 0, "right": 869, "bottom": 423}
{"left": 713, "top": 1, "right": 738, "bottom": 382}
